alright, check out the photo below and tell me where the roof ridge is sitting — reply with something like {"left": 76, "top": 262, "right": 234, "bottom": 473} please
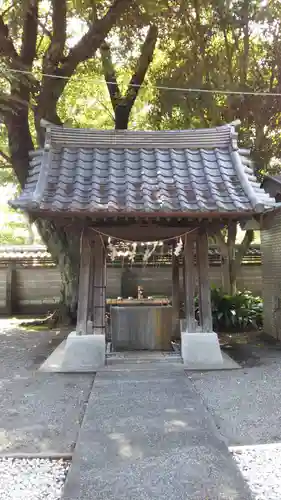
{"left": 40, "top": 123, "right": 235, "bottom": 151}
{"left": 40, "top": 120, "right": 233, "bottom": 133}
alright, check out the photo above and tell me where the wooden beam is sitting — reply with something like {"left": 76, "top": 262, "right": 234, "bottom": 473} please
{"left": 183, "top": 232, "right": 196, "bottom": 331}
{"left": 76, "top": 230, "right": 93, "bottom": 335}
{"left": 92, "top": 234, "right": 106, "bottom": 335}
{"left": 30, "top": 216, "right": 227, "bottom": 237}
{"left": 30, "top": 209, "right": 254, "bottom": 221}
{"left": 90, "top": 225, "right": 197, "bottom": 241}
{"left": 197, "top": 231, "right": 213, "bottom": 332}
{"left": 172, "top": 252, "right": 180, "bottom": 339}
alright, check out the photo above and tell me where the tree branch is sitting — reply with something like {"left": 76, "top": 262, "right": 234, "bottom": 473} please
{"left": 100, "top": 41, "right": 122, "bottom": 109}
{"left": 101, "top": 24, "right": 158, "bottom": 122}
{"left": 37, "top": 18, "right": 52, "bottom": 39}
{"left": 43, "top": 0, "right": 66, "bottom": 70}
{"left": 222, "top": 27, "right": 234, "bottom": 82}
{"left": 36, "top": 12, "right": 52, "bottom": 55}
{"left": 4, "top": 2, "right": 40, "bottom": 125}
{"left": 0, "top": 15, "right": 19, "bottom": 60}
{"left": 103, "top": 24, "right": 158, "bottom": 129}
{"left": 20, "top": 0, "right": 39, "bottom": 68}
{"left": 1, "top": 1, "right": 16, "bottom": 18}
{"left": 124, "top": 24, "right": 158, "bottom": 105}
{"left": 36, "top": 0, "right": 131, "bottom": 138}
{"left": 0, "top": 93, "right": 29, "bottom": 114}
{"left": 61, "top": 0, "right": 131, "bottom": 76}
{"left": 95, "top": 95, "right": 115, "bottom": 121}
{"left": 240, "top": 0, "right": 249, "bottom": 85}
{"left": 0, "top": 149, "right": 11, "bottom": 164}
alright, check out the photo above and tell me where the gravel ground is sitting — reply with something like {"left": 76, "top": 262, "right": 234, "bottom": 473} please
{"left": 190, "top": 342, "right": 281, "bottom": 499}
{"left": 190, "top": 344, "right": 281, "bottom": 446}
{"left": 0, "top": 458, "right": 70, "bottom": 500}
{"left": 0, "top": 319, "right": 94, "bottom": 453}
{"left": 232, "top": 445, "right": 281, "bottom": 500}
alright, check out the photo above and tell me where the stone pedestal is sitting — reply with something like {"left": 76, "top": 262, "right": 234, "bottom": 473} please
{"left": 61, "top": 331, "right": 105, "bottom": 372}
{"left": 181, "top": 331, "right": 223, "bottom": 368}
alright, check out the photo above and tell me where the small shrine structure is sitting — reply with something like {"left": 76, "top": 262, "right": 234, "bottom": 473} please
{"left": 11, "top": 121, "right": 277, "bottom": 371}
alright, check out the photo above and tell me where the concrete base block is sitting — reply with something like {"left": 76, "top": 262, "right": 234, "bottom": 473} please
{"left": 40, "top": 332, "right": 105, "bottom": 373}
{"left": 181, "top": 331, "right": 223, "bottom": 368}
{"left": 62, "top": 332, "right": 105, "bottom": 371}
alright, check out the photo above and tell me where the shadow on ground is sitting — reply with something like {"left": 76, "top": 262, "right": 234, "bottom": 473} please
{"left": 220, "top": 330, "right": 281, "bottom": 368}
{"left": 0, "top": 319, "right": 94, "bottom": 454}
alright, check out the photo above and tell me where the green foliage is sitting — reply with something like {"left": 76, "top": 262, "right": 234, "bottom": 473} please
{"left": 0, "top": 182, "right": 41, "bottom": 244}
{"left": 1, "top": 0, "right": 281, "bottom": 250}
{"left": 144, "top": 0, "right": 281, "bottom": 175}
{"left": 205, "top": 288, "right": 263, "bottom": 332}
{"left": 3, "top": 0, "right": 281, "bottom": 170}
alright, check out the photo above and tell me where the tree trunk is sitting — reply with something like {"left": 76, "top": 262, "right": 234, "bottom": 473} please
{"left": 216, "top": 225, "right": 254, "bottom": 295}
{"left": 101, "top": 25, "right": 158, "bottom": 131}
{"left": 221, "top": 255, "right": 237, "bottom": 295}
{"left": 3, "top": 0, "right": 133, "bottom": 323}
{"left": 5, "top": 111, "right": 34, "bottom": 188}
{"left": 229, "top": 260, "right": 237, "bottom": 295}
{"left": 26, "top": 216, "right": 36, "bottom": 245}
{"left": 221, "top": 254, "right": 231, "bottom": 294}
{"left": 59, "top": 249, "right": 79, "bottom": 322}
{"left": 115, "top": 105, "right": 131, "bottom": 129}
{"left": 36, "top": 218, "right": 80, "bottom": 321}
{"left": 218, "top": 223, "right": 237, "bottom": 295}
{"left": 6, "top": 113, "right": 80, "bottom": 321}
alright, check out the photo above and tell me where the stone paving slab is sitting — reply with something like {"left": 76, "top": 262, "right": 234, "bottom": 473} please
{"left": 0, "top": 321, "right": 94, "bottom": 453}
{"left": 63, "top": 364, "right": 253, "bottom": 500}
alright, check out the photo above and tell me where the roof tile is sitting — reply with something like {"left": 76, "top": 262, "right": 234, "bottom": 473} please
{"left": 10, "top": 125, "right": 277, "bottom": 216}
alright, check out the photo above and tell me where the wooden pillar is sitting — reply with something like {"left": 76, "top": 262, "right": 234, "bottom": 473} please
{"left": 182, "top": 256, "right": 186, "bottom": 318}
{"left": 6, "top": 262, "right": 17, "bottom": 316}
{"left": 92, "top": 234, "right": 106, "bottom": 335}
{"left": 183, "top": 232, "right": 196, "bottom": 331}
{"left": 172, "top": 252, "right": 180, "bottom": 339}
{"left": 76, "top": 229, "right": 93, "bottom": 335}
{"left": 196, "top": 230, "right": 213, "bottom": 332}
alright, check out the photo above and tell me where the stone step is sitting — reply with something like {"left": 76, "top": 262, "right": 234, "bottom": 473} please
{"left": 106, "top": 351, "right": 182, "bottom": 365}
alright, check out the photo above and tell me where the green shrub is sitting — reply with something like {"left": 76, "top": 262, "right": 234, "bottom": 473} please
{"left": 195, "top": 288, "right": 263, "bottom": 331}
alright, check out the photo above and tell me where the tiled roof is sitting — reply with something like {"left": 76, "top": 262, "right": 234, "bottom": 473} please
{"left": 10, "top": 123, "right": 277, "bottom": 216}
{"left": 0, "top": 245, "right": 51, "bottom": 259}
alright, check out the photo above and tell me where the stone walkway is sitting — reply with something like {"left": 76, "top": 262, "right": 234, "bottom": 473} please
{"left": 63, "top": 362, "right": 253, "bottom": 500}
